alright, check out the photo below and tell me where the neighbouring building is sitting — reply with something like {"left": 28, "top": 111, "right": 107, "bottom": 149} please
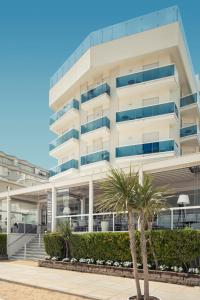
{"left": 1, "top": 6, "right": 200, "bottom": 246}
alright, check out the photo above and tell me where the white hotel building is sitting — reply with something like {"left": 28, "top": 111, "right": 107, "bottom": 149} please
{"left": 1, "top": 6, "right": 200, "bottom": 248}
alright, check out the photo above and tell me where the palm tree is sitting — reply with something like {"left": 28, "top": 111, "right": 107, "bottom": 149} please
{"left": 96, "top": 168, "right": 142, "bottom": 300}
{"left": 133, "top": 174, "right": 168, "bottom": 300}
{"left": 57, "top": 220, "right": 72, "bottom": 258}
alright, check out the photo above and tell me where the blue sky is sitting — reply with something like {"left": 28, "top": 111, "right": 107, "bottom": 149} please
{"left": 0, "top": 0, "right": 199, "bottom": 169}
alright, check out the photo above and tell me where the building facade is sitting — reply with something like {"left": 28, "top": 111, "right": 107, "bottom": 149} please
{"left": 0, "top": 151, "right": 49, "bottom": 234}
{"left": 48, "top": 6, "right": 200, "bottom": 232}
{"left": 0, "top": 6, "right": 200, "bottom": 239}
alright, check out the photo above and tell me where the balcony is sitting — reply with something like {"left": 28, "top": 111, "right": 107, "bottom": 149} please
{"left": 180, "top": 93, "right": 198, "bottom": 107}
{"left": 116, "top": 102, "right": 178, "bottom": 128}
{"left": 49, "top": 129, "right": 79, "bottom": 158}
{"left": 81, "top": 83, "right": 110, "bottom": 111}
{"left": 116, "top": 65, "right": 178, "bottom": 98}
{"left": 81, "top": 150, "right": 110, "bottom": 166}
{"left": 116, "top": 140, "right": 176, "bottom": 158}
{"left": 180, "top": 93, "right": 199, "bottom": 118}
{"left": 49, "top": 99, "right": 79, "bottom": 134}
{"left": 180, "top": 124, "right": 200, "bottom": 147}
{"left": 81, "top": 116, "right": 110, "bottom": 141}
{"left": 49, "top": 159, "right": 78, "bottom": 177}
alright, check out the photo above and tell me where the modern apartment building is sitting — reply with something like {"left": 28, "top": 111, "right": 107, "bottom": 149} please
{"left": 0, "top": 7, "right": 200, "bottom": 243}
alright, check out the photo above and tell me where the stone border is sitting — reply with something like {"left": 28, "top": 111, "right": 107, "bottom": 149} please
{"left": 39, "top": 260, "right": 200, "bottom": 287}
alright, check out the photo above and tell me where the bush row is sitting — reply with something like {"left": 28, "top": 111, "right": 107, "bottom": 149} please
{"left": 0, "top": 234, "right": 7, "bottom": 256}
{"left": 44, "top": 229, "right": 200, "bottom": 268}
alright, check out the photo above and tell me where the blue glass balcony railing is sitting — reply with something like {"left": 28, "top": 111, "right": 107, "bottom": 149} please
{"left": 50, "top": 159, "right": 78, "bottom": 177}
{"left": 81, "top": 116, "right": 110, "bottom": 134}
{"left": 116, "top": 65, "right": 175, "bottom": 88}
{"left": 81, "top": 83, "right": 110, "bottom": 104}
{"left": 49, "top": 129, "right": 79, "bottom": 152}
{"left": 51, "top": 7, "right": 185, "bottom": 88}
{"left": 180, "top": 93, "right": 198, "bottom": 107}
{"left": 116, "top": 102, "right": 178, "bottom": 123}
{"left": 81, "top": 150, "right": 110, "bottom": 166}
{"left": 50, "top": 99, "right": 79, "bottom": 126}
{"left": 116, "top": 140, "right": 175, "bottom": 158}
{"left": 180, "top": 125, "right": 198, "bottom": 138}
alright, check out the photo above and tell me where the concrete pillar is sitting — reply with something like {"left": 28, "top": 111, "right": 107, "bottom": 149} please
{"left": 80, "top": 198, "right": 85, "bottom": 219}
{"left": 89, "top": 178, "right": 93, "bottom": 232}
{"left": 51, "top": 186, "right": 57, "bottom": 232}
{"left": 6, "top": 196, "right": 11, "bottom": 234}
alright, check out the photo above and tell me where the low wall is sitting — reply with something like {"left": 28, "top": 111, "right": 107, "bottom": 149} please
{"left": 39, "top": 260, "right": 200, "bottom": 287}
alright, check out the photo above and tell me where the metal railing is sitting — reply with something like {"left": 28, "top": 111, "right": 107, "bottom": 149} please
{"left": 56, "top": 206, "right": 200, "bottom": 232}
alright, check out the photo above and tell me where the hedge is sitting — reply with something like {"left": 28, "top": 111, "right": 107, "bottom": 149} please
{"left": 44, "top": 233, "right": 65, "bottom": 258}
{"left": 44, "top": 229, "right": 200, "bottom": 268}
{"left": 0, "top": 234, "right": 7, "bottom": 256}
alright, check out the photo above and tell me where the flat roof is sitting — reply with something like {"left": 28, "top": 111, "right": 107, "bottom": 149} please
{"left": 50, "top": 6, "right": 194, "bottom": 88}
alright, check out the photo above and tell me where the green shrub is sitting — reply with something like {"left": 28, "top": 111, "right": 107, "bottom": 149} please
{"left": 0, "top": 234, "right": 7, "bottom": 256}
{"left": 44, "top": 233, "right": 65, "bottom": 258}
{"left": 43, "top": 230, "right": 200, "bottom": 267}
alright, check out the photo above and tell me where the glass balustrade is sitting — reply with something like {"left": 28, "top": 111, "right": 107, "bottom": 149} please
{"left": 116, "top": 102, "right": 178, "bottom": 122}
{"left": 180, "top": 93, "right": 198, "bottom": 107}
{"left": 81, "top": 150, "right": 110, "bottom": 165}
{"left": 116, "top": 65, "right": 175, "bottom": 88}
{"left": 116, "top": 140, "right": 175, "bottom": 158}
{"left": 50, "top": 159, "right": 78, "bottom": 177}
{"left": 50, "top": 7, "right": 182, "bottom": 88}
{"left": 81, "top": 117, "right": 110, "bottom": 134}
{"left": 49, "top": 129, "right": 79, "bottom": 151}
{"left": 180, "top": 125, "right": 198, "bottom": 138}
{"left": 81, "top": 83, "right": 110, "bottom": 104}
{"left": 50, "top": 99, "right": 79, "bottom": 126}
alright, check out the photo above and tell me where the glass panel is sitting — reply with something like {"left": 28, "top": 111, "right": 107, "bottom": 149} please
{"left": 116, "top": 65, "right": 175, "bottom": 88}
{"left": 50, "top": 99, "right": 79, "bottom": 125}
{"left": 81, "top": 83, "right": 110, "bottom": 104}
{"left": 180, "top": 93, "right": 198, "bottom": 107}
{"left": 49, "top": 129, "right": 79, "bottom": 151}
{"left": 116, "top": 102, "right": 178, "bottom": 122}
{"left": 50, "top": 159, "right": 78, "bottom": 177}
{"left": 81, "top": 150, "right": 110, "bottom": 165}
{"left": 50, "top": 7, "right": 180, "bottom": 88}
{"left": 56, "top": 185, "right": 89, "bottom": 217}
{"left": 57, "top": 216, "right": 89, "bottom": 232}
{"left": 116, "top": 140, "right": 175, "bottom": 158}
{"left": 180, "top": 125, "right": 197, "bottom": 137}
{"left": 81, "top": 117, "right": 110, "bottom": 134}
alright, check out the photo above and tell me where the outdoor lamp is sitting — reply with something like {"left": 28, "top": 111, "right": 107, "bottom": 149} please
{"left": 177, "top": 194, "right": 190, "bottom": 206}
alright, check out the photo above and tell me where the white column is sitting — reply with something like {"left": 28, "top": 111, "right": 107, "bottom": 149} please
{"left": 89, "top": 178, "right": 93, "bottom": 232}
{"left": 80, "top": 198, "right": 85, "bottom": 220}
{"left": 6, "top": 196, "right": 11, "bottom": 234}
{"left": 51, "top": 186, "right": 57, "bottom": 232}
{"left": 37, "top": 203, "right": 41, "bottom": 234}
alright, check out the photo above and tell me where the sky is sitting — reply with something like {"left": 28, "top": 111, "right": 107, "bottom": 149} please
{"left": 0, "top": 0, "right": 200, "bottom": 170}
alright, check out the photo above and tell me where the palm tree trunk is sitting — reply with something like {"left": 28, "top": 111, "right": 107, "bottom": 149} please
{"left": 140, "top": 212, "right": 149, "bottom": 300}
{"left": 128, "top": 210, "right": 142, "bottom": 300}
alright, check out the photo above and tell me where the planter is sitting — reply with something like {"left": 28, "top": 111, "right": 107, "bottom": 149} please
{"left": 39, "top": 260, "right": 200, "bottom": 287}
{"left": 101, "top": 220, "right": 109, "bottom": 231}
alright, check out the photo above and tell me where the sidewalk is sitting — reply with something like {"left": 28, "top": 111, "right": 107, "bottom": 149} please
{"left": 0, "top": 261, "right": 200, "bottom": 300}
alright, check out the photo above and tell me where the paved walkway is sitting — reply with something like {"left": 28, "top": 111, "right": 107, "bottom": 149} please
{"left": 0, "top": 261, "right": 200, "bottom": 300}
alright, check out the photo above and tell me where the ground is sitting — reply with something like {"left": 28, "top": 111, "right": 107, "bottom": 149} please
{"left": 0, "top": 281, "right": 91, "bottom": 300}
{"left": 0, "top": 260, "right": 200, "bottom": 300}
